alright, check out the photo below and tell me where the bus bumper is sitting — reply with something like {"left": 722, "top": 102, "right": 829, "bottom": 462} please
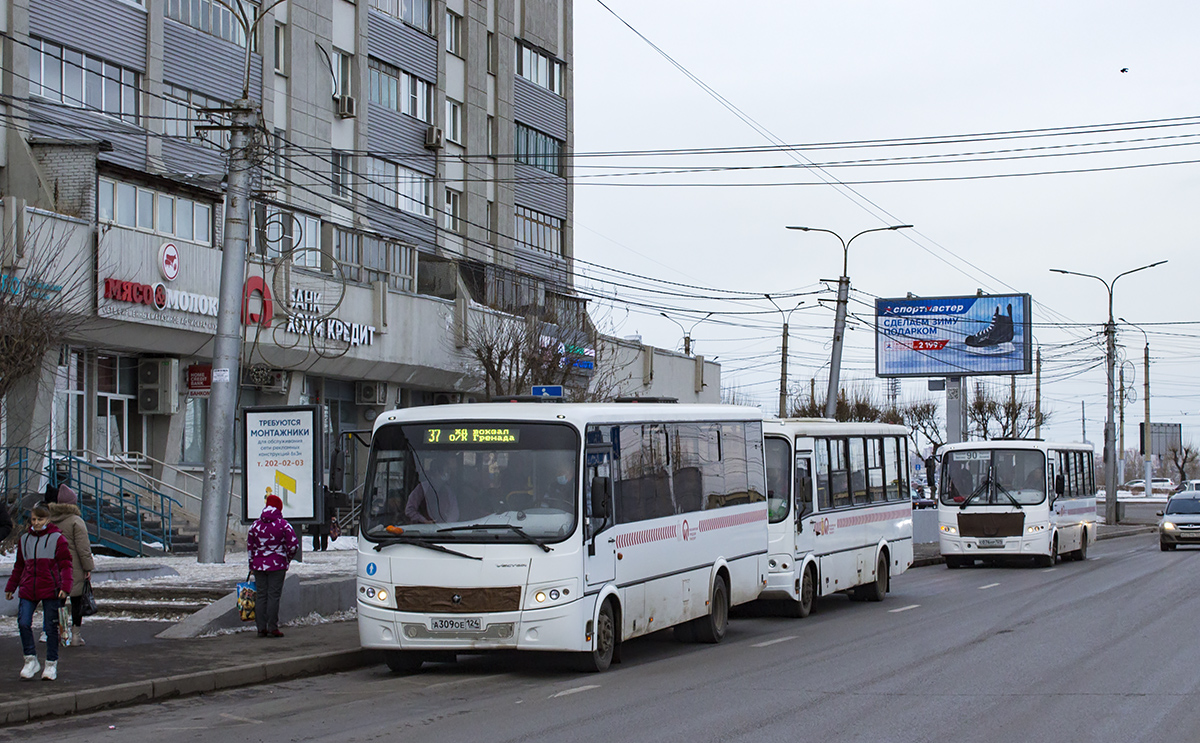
{"left": 357, "top": 596, "right": 594, "bottom": 653}
{"left": 940, "top": 531, "right": 1053, "bottom": 558}
{"left": 760, "top": 552, "right": 800, "bottom": 601}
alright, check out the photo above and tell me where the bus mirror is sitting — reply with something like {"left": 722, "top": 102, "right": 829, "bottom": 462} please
{"left": 1055, "top": 474, "right": 1065, "bottom": 496}
{"left": 590, "top": 476, "right": 610, "bottom": 518}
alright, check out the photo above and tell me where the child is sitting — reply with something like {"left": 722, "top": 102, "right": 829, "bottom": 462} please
{"left": 4, "top": 505, "right": 73, "bottom": 681}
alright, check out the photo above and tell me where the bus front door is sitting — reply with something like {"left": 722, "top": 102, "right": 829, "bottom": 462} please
{"left": 585, "top": 448, "right": 616, "bottom": 590}
{"left": 795, "top": 453, "right": 816, "bottom": 559}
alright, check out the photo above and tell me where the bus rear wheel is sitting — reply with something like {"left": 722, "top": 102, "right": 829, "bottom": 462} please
{"left": 693, "top": 576, "right": 729, "bottom": 644}
{"left": 861, "top": 553, "right": 888, "bottom": 602}
{"left": 384, "top": 650, "right": 425, "bottom": 674}
{"left": 578, "top": 601, "right": 616, "bottom": 672}
{"left": 1074, "top": 529, "right": 1089, "bottom": 561}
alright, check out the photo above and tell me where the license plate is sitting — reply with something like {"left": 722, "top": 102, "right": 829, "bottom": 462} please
{"left": 1181, "top": 531, "right": 1200, "bottom": 540}
{"left": 977, "top": 538, "right": 1005, "bottom": 548}
{"left": 429, "top": 617, "right": 482, "bottom": 632}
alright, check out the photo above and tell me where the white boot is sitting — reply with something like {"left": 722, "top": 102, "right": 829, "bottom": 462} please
{"left": 20, "top": 655, "right": 41, "bottom": 680}
{"left": 42, "top": 660, "right": 57, "bottom": 681}
{"left": 71, "top": 630, "right": 84, "bottom": 647}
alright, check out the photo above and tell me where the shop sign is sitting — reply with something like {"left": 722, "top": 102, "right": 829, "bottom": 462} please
{"left": 187, "top": 364, "right": 212, "bottom": 397}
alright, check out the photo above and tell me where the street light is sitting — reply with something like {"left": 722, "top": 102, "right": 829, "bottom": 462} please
{"left": 765, "top": 294, "right": 804, "bottom": 417}
{"left": 787, "top": 224, "right": 913, "bottom": 418}
{"left": 1050, "top": 260, "right": 1167, "bottom": 525}
{"left": 1119, "top": 317, "right": 1153, "bottom": 501}
{"left": 660, "top": 311, "right": 713, "bottom": 356}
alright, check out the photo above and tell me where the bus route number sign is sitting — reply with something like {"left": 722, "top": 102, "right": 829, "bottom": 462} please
{"left": 424, "top": 427, "right": 520, "bottom": 445}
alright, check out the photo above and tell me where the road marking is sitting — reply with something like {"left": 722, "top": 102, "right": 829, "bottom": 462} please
{"left": 978, "top": 582, "right": 1001, "bottom": 590}
{"left": 751, "top": 635, "right": 798, "bottom": 648}
{"left": 888, "top": 604, "right": 921, "bottom": 613}
{"left": 551, "top": 684, "right": 600, "bottom": 698}
{"left": 219, "top": 713, "right": 263, "bottom": 725}
{"left": 1040, "top": 568, "right": 1057, "bottom": 573}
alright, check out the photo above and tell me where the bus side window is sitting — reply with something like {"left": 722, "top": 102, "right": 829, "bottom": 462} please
{"left": 795, "top": 455, "right": 813, "bottom": 518}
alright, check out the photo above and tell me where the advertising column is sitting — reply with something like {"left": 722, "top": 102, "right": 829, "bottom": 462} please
{"left": 242, "top": 405, "right": 324, "bottom": 525}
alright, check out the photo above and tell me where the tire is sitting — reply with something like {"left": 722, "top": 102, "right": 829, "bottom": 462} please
{"left": 783, "top": 566, "right": 816, "bottom": 618}
{"left": 578, "top": 601, "right": 616, "bottom": 672}
{"left": 693, "top": 576, "right": 729, "bottom": 644}
{"left": 862, "top": 553, "right": 888, "bottom": 602}
{"left": 384, "top": 650, "right": 425, "bottom": 674}
{"left": 1161, "top": 541, "right": 1171, "bottom": 552}
{"left": 1076, "top": 529, "right": 1089, "bottom": 561}
{"left": 1035, "top": 537, "right": 1057, "bottom": 568}
{"left": 945, "top": 556, "right": 964, "bottom": 569}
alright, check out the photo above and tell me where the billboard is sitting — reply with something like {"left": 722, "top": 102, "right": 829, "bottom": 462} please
{"left": 241, "top": 405, "right": 324, "bottom": 525}
{"left": 875, "top": 294, "right": 1033, "bottom": 378}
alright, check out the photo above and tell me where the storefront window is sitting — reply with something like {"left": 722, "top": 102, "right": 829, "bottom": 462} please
{"left": 96, "top": 354, "right": 144, "bottom": 458}
{"left": 182, "top": 396, "right": 207, "bottom": 464}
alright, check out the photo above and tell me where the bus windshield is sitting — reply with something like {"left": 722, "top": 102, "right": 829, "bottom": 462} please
{"left": 941, "top": 449, "right": 1046, "bottom": 506}
{"left": 361, "top": 422, "right": 580, "bottom": 544}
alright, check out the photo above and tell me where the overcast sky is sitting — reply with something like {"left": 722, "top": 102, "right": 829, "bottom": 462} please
{"left": 569, "top": 0, "right": 1200, "bottom": 456}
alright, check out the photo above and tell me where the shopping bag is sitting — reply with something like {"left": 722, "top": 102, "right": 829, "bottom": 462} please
{"left": 236, "top": 574, "right": 257, "bottom": 622}
{"left": 80, "top": 579, "right": 99, "bottom": 617}
{"left": 329, "top": 516, "right": 340, "bottom": 542}
{"left": 58, "top": 604, "right": 73, "bottom": 647}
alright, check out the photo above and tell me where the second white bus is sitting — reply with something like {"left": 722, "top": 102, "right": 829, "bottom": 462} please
{"left": 938, "top": 439, "right": 1097, "bottom": 567}
{"left": 761, "top": 419, "right": 914, "bottom": 616}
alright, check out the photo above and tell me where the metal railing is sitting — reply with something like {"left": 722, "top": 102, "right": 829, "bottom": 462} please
{"left": 50, "top": 450, "right": 181, "bottom": 556}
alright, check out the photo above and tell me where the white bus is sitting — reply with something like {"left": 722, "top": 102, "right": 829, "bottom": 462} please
{"left": 761, "top": 419, "right": 914, "bottom": 617}
{"left": 938, "top": 439, "right": 1097, "bottom": 568}
{"left": 356, "top": 402, "right": 769, "bottom": 673}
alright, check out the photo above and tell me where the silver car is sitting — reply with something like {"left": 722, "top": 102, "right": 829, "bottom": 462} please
{"left": 1159, "top": 495, "right": 1200, "bottom": 550}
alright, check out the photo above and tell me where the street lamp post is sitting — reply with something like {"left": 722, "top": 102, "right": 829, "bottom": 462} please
{"left": 660, "top": 312, "right": 713, "bottom": 356}
{"left": 765, "top": 295, "right": 804, "bottom": 417}
{"left": 787, "top": 224, "right": 913, "bottom": 419}
{"left": 1120, "top": 317, "right": 1154, "bottom": 502}
{"left": 1050, "top": 261, "right": 1167, "bottom": 525}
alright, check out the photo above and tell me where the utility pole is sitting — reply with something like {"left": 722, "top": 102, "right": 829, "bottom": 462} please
{"left": 1010, "top": 375, "right": 1017, "bottom": 438}
{"left": 764, "top": 295, "right": 802, "bottom": 418}
{"left": 1118, "top": 367, "right": 1126, "bottom": 486}
{"left": 1034, "top": 348, "right": 1042, "bottom": 439}
{"left": 1120, "top": 319, "right": 1154, "bottom": 503}
{"left": 199, "top": 100, "right": 258, "bottom": 564}
{"left": 1081, "top": 400, "right": 1086, "bottom": 443}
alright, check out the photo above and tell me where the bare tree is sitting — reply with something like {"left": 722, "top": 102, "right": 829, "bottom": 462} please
{"left": 1167, "top": 442, "right": 1199, "bottom": 484}
{"left": 788, "top": 383, "right": 888, "bottom": 422}
{"left": 967, "top": 380, "right": 1046, "bottom": 440}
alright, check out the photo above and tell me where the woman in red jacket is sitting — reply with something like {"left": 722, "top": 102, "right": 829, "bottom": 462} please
{"left": 4, "top": 505, "right": 73, "bottom": 681}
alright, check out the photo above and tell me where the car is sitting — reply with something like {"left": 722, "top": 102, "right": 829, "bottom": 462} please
{"left": 1174, "top": 480, "right": 1200, "bottom": 494}
{"left": 1123, "top": 478, "right": 1177, "bottom": 495}
{"left": 1121, "top": 479, "right": 1146, "bottom": 494}
{"left": 1158, "top": 495, "right": 1200, "bottom": 550}
{"left": 910, "top": 486, "right": 936, "bottom": 509}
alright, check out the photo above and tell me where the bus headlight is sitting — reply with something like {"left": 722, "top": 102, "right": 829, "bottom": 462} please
{"left": 527, "top": 582, "right": 574, "bottom": 608}
{"left": 1026, "top": 524, "right": 1048, "bottom": 534}
{"left": 940, "top": 525, "right": 957, "bottom": 534}
{"left": 535, "top": 591, "right": 547, "bottom": 603}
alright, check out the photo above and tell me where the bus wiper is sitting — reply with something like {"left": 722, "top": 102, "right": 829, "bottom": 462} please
{"left": 959, "top": 478, "right": 992, "bottom": 509}
{"left": 372, "top": 535, "right": 482, "bottom": 560}
{"left": 439, "top": 524, "right": 553, "bottom": 553}
{"left": 994, "top": 482, "right": 1024, "bottom": 509}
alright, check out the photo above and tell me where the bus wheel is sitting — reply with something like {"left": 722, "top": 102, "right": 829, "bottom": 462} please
{"left": 384, "top": 650, "right": 425, "bottom": 674}
{"left": 784, "top": 567, "right": 815, "bottom": 618}
{"left": 694, "top": 576, "right": 729, "bottom": 644}
{"left": 1035, "top": 537, "right": 1056, "bottom": 568}
{"left": 864, "top": 553, "right": 888, "bottom": 602}
{"left": 945, "top": 556, "right": 964, "bottom": 569}
{"left": 1075, "top": 530, "right": 1089, "bottom": 561}
{"left": 578, "top": 601, "right": 616, "bottom": 672}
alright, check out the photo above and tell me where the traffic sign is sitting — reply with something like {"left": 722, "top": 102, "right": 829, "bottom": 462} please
{"left": 531, "top": 385, "right": 564, "bottom": 398}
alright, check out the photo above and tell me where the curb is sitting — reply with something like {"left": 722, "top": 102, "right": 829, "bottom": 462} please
{"left": 0, "top": 648, "right": 382, "bottom": 726}
{"left": 1097, "top": 526, "right": 1156, "bottom": 540}
{"left": 913, "top": 556, "right": 945, "bottom": 568}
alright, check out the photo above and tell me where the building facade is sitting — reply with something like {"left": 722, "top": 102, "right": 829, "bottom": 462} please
{"left": 0, "top": 0, "right": 719, "bottom": 528}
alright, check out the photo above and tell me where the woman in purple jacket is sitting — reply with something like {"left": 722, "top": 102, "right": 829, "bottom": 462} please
{"left": 247, "top": 493, "right": 299, "bottom": 637}
{"left": 5, "top": 505, "right": 72, "bottom": 680}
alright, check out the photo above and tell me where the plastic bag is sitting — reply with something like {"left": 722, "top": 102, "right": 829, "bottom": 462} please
{"left": 58, "top": 604, "right": 73, "bottom": 647}
{"left": 236, "top": 574, "right": 257, "bottom": 622}
{"left": 81, "top": 579, "right": 98, "bottom": 617}
{"left": 330, "top": 516, "right": 340, "bottom": 542}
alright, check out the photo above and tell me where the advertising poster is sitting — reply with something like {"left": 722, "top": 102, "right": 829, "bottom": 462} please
{"left": 875, "top": 294, "right": 1033, "bottom": 378}
{"left": 242, "top": 405, "right": 323, "bottom": 524}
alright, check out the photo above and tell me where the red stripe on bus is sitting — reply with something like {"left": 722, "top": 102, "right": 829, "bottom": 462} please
{"left": 834, "top": 507, "right": 910, "bottom": 529}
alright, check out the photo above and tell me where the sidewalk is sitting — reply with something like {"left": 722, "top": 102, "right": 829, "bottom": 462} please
{"left": 0, "top": 524, "right": 1158, "bottom": 725}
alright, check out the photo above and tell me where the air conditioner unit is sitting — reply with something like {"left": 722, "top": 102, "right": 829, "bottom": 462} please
{"left": 355, "top": 381, "right": 387, "bottom": 406}
{"left": 424, "top": 125, "right": 444, "bottom": 150}
{"left": 137, "top": 357, "right": 180, "bottom": 415}
{"left": 258, "top": 369, "right": 289, "bottom": 394}
{"left": 336, "top": 94, "right": 357, "bottom": 119}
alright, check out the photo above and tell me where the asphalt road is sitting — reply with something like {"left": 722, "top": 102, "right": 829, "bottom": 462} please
{"left": 5, "top": 532, "right": 1196, "bottom": 743}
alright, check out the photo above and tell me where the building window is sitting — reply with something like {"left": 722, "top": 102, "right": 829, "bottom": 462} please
{"left": 334, "top": 227, "right": 416, "bottom": 291}
{"left": 366, "top": 157, "right": 432, "bottom": 217}
{"left": 272, "top": 128, "right": 286, "bottom": 180}
{"left": 29, "top": 39, "right": 139, "bottom": 124}
{"left": 369, "top": 0, "right": 432, "bottom": 34}
{"left": 444, "top": 188, "right": 462, "bottom": 233}
{"left": 181, "top": 396, "right": 207, "bottom": 464}
{"left": 332, "top": 151, "right": 352, "bottom": 198}
{"left": 445, "top": 10, "right": 463, "bottom": 56}
{"left": 487, "top": 115, "right": 496, "bottom": 157}
{"left": 515, "top": 122, "right": 564, "bottom": 176}
{"left": 487, "top": 32, "right": 496, "bottom": 74}
{"left": 254, "top": 206, "right": 322, "bottom": 268}
{"left": 334, "top": 50, "right": 353, "bottom": 97}
{"left": 273, "top": 23, "right": 287, "bottom": 74}
{"left": 445, "top": 99, "right": 463, "bottom": 144}
{"left": 96, "top": 354, "right": 145, "bottom": 459}
{"left": 515, "top": 205, "right": 563, "bottom": 256}
{"left": 162, "top": 83, "right": 231, "bottom": 151}
{"left": 368, "top": 59, "right": 431, "bottom": 123}
{"left": 165, "top": 0, "right": 253, "bottom": 48}
{"left": 98, "top": 177, "right": 213, "bottom": 245}
{"left": 515, "top": 40, "right": 565, "bottom": 96}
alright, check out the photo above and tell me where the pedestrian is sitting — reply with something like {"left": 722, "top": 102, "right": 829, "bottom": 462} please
{"left": 247, "top": 493, "right": 299, "bottom": 638}
{"left": 48, "top": 484, "right": 95, "bottom": 646}
{"left": 4, "top": 504, "right": 72, "bottom": 680}
{"left": 306, "top": 499, "right": 335, "bottom": 552}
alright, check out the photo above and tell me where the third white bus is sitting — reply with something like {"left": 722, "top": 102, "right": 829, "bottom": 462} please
{"left": 761, "top": 419, "right": 914, "bottom": 616}
{"left": 938, "top": 439, "right": 1097, "bottom": 567}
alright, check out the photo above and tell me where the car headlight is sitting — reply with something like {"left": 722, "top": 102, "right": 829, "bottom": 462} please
{"left": 940, "top": 524, "right": 957, "bottom": 534}
{"left": 1162, "top": 522, "right": 1177, "bottom": 531}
